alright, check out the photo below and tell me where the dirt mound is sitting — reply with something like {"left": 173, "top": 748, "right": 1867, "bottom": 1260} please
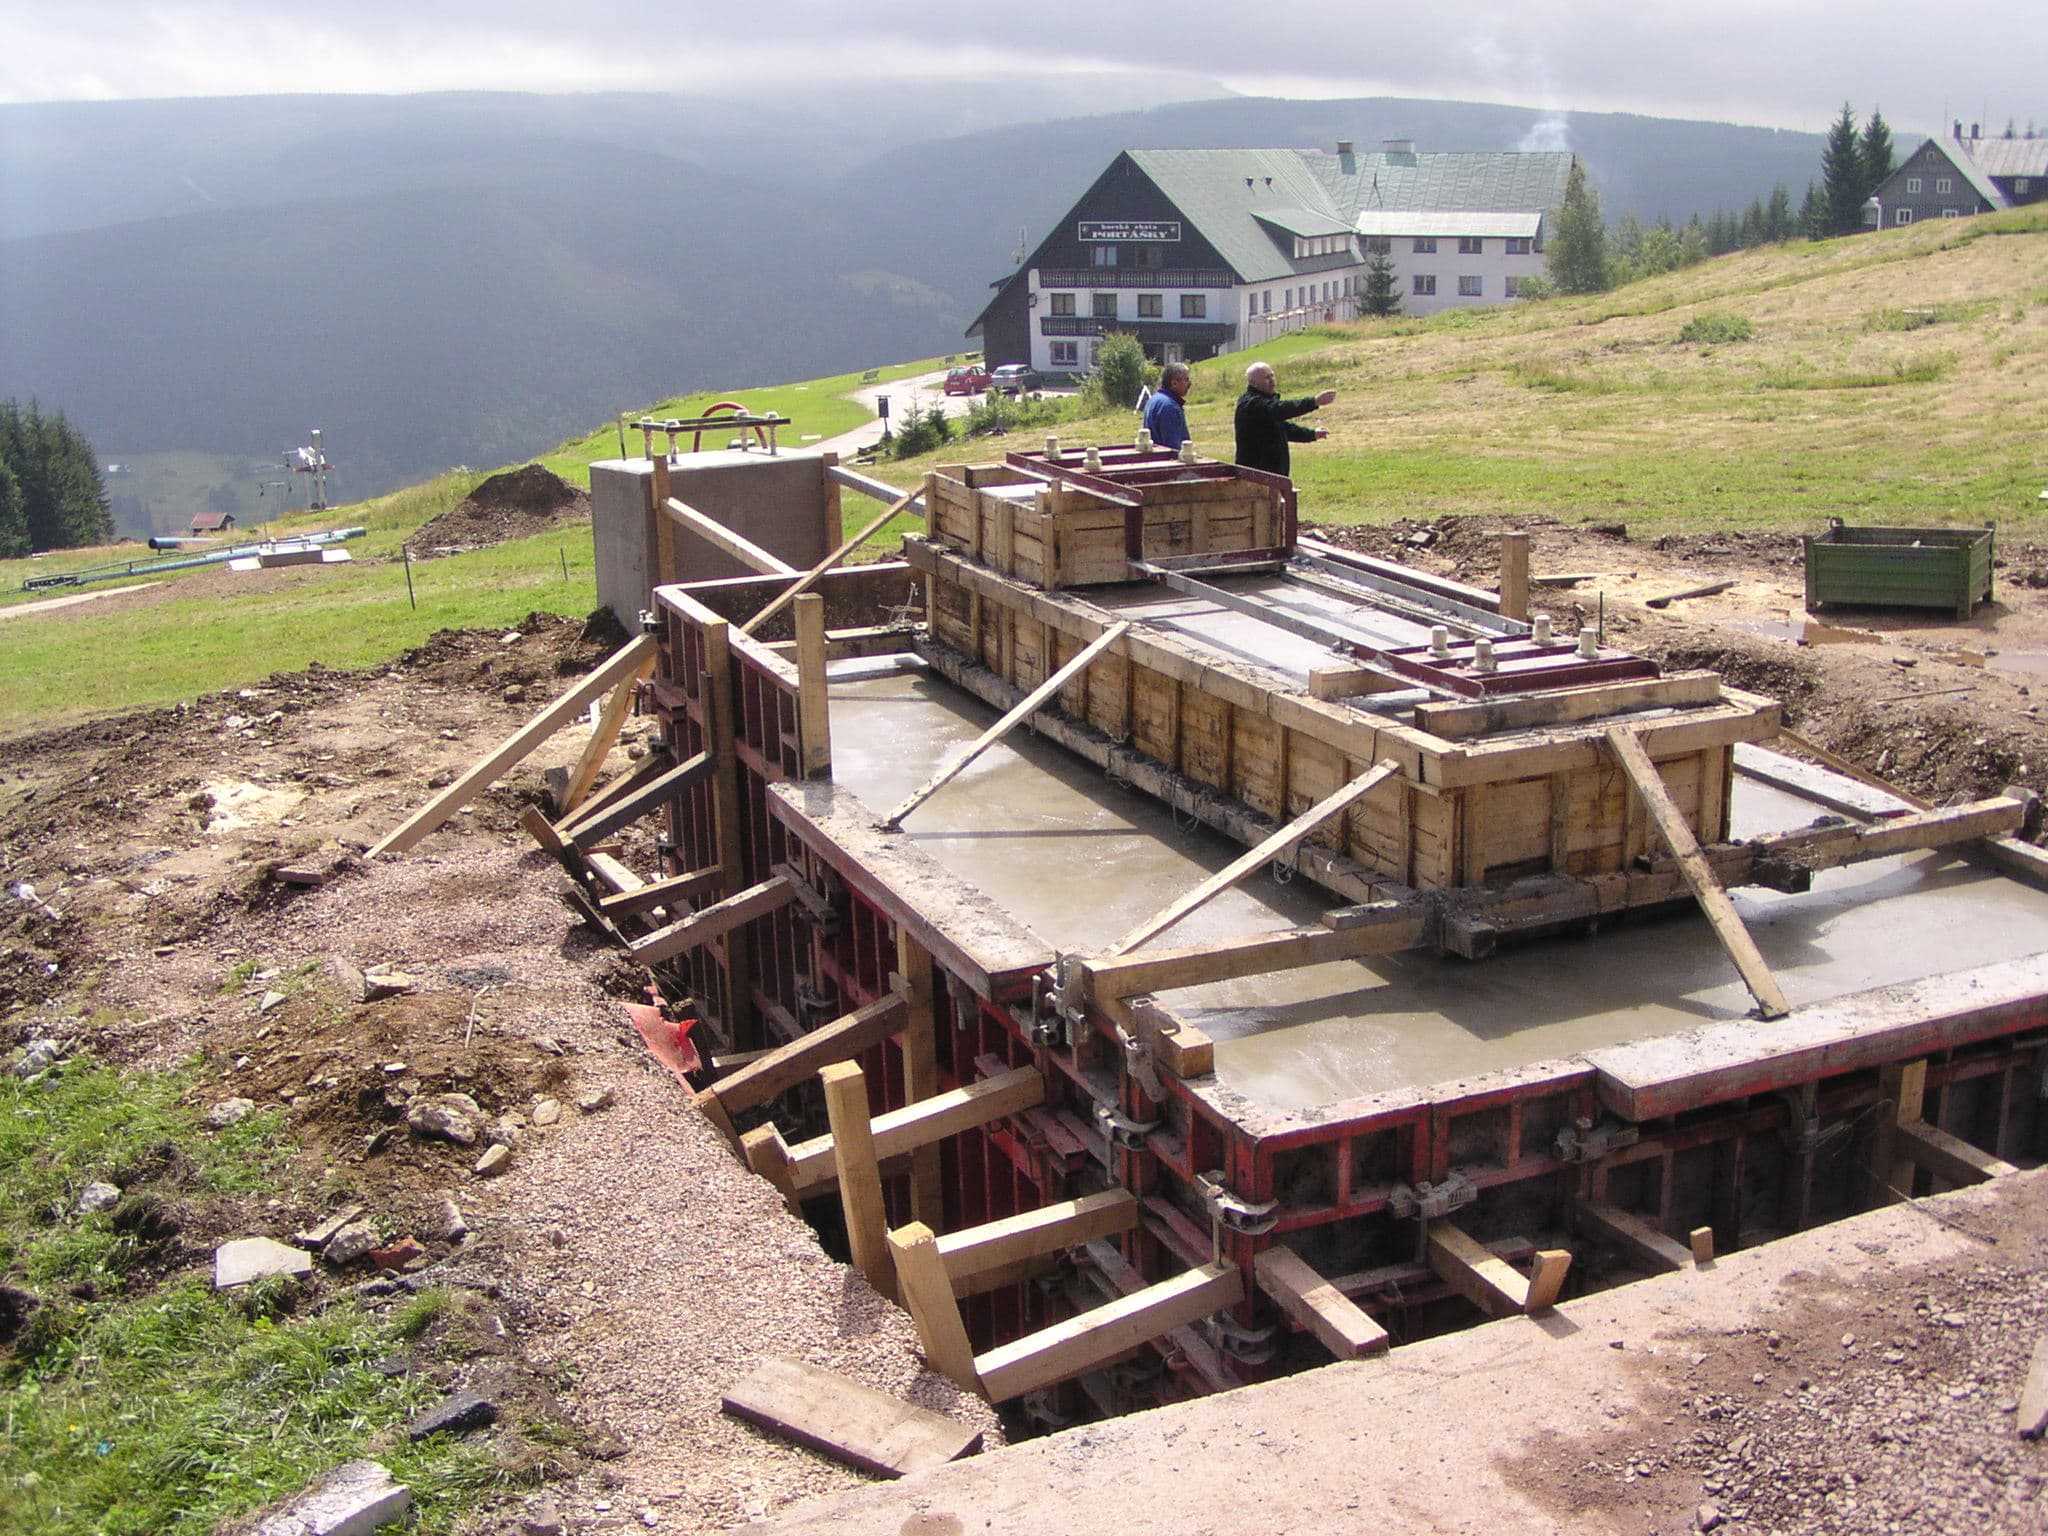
{"left": 404, "top": 464, "right": 589, "bottom": 560}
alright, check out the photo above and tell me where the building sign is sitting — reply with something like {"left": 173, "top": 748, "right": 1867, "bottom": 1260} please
{"left": 1078, "top": 219, "right": 1182, "bottom": 243}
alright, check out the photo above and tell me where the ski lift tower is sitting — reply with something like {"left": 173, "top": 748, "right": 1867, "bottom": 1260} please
{"left": 289, "top": 428, "right": 333, "bottom": 511}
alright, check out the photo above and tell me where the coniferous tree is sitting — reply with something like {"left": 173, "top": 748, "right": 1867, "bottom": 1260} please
{"left": 1360, "top": 246, "right": 1401, "bottom": 315}
{"left": 1859, "top": 109, "right": 1896, "bottom": 207}
{"left": 0, "top": 457, "right": 24, "bottom": 560}
{"left": 0, "top": 398, "right": 113, "bottom": 552}
{"left": 1740, "top": 199, "right": 1766, "bottom": 248}
{"left": 1765, "top": 184, "right": 1794, "bottom": 242}
{"left": 1546, "top": 158, "right": 1610, "bottom": 294}
{"left": 1799, "top": 181, "right": 1827, "bottom": 239}
{"left": 1821, "top": 102, "right": 1867, "bottom": 236}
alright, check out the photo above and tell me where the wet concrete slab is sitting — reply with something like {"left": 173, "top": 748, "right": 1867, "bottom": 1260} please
{"left": 829, "top": 666, "right": 2048, "bottom": 1124}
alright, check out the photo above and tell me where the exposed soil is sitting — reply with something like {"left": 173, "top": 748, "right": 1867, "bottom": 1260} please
{"left": 405, "top": 464, "right": 590, "bottom": 560}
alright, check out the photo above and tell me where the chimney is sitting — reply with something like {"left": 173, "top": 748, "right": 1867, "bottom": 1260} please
{"left": 1955, "top": 118, "right": 1965, "bottom": 140}
{"left": 1971, "top": 121, "right": 1981, "bottom": 140}
{"left": 1384, "top": 137, "right": 1416, "bottom": 158}
{"left": 1336, "top": 139, "right": 1356, "bottom": 173}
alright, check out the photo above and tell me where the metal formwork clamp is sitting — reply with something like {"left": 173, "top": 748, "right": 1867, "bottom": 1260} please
{"left": 1553, "top": 1116, "right": 1641, "bottom": 1165}
{"left": 662, "top": 419, "right": 684, "bottom": 460}
{"left": 1206, "top": 1310, "right": 1278, "bottom": 1365}
{"left": 1019, "top": 1390, "right": 1071, "bottom": 1433}
{"left": 638, "top": 423, "right": 658, "bottom": 460}
{"left": 638, "top": 607, "right": 661, "bottom": 634}
{"left": 1040, "top": 954, "right": 1091, "bottom": 1049}
{"left": 794, "top": 981, "right": 840, "bottom": 1031}
{"left": 1387, "top": 1169, "right": 1478, "bottom": 1222}
{"left": 1194, "top": 1170, "right": 1279, "bottom": 1237}
{"left": 1113, "top": 1023, "right": 1168, "bottom": 1102}
{"left": 1094, "top": 1101, "right": 1159, "bottom": 1153}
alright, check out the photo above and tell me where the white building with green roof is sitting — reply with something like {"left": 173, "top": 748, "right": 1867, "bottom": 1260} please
{"left": 968, "top": 139, "right": 1573, "bottom": 375}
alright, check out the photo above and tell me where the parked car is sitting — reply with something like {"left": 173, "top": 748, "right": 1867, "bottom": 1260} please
{"left": 942, "top": 365, "right": 990, "bottom": 395}
{"left": 990, "top": 363, "right": 1038, "bottom": 395}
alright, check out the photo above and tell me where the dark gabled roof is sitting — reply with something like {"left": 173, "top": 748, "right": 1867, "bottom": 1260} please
{"left": 1310, "top": 149, "right": 1574, "bottom": 220}
{"left": 1895, "top": 138, "right": 2008, "bottom": 209}
{"left": 190, "top": 511, "right": 234, "bottom": 529}
{"left": 1963, "top": 137, "right": 2048, "bottom": 179}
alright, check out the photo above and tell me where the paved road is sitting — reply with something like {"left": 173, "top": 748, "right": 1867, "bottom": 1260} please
{"left": 817, "top": 370, "right": 1079, "bottom": 460}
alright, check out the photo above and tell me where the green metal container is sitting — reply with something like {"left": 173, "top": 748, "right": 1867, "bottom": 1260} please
{"left": 1803, "top": 521, "right": 1994, "bottom": 619}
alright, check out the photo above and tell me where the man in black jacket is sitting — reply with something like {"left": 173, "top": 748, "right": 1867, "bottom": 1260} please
{"left": 1233, "top": 362, "right": 1337, "bottom": 478}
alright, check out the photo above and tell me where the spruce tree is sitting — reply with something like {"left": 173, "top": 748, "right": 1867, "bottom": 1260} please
{"left": 1799, "top": 181, "right": 1827, "bottom": 239}
{"left": 1766, "top": 184, "right": 1794, "bottom": 242}
{"left": 1546, "top": 158, "right": 1610, "bottom": 295}
{"left": 0, "top": 457, "right": 24, "bottom": 560}
{"left": 1360, "top": 247, "right": 1401, "bottom": 316}
{"left": 1740, "top": 199, "right": 1766, "bottom": 248}
{"left": 1859, "top": 109, "right": 1896, "bottom": 206}
{"left": 1821, "top": 102, "right": 1866, "bottom": 236}
{"left": 0, "top": 398, "right": 112, "bottom": 552}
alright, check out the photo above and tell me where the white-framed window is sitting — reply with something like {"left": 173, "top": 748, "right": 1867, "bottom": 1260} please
{"left": 1505, "top": 237, "right": 1532, "bottom": 255}
{"left": 1180, "top": 294, "right": 1206, "bottom": 319}
{"left": 1895, "top": 208, "right": 1914, "bottom": 225}
{"left": 1137, "top": 293, "right": 1163, "bottom": 318}
{"left": 1505, "top": 275, "right": 1523, "bottom": 298}
{"left": 1412, "top": 274, "right": 1437, "bottom": 296}
{"left": 1458, "top": 275, "right": 1483, "bottom": 296}
{"left": 1049, "top": 341, "right": 1078, "bottom": 365}
{"left": 1363, "top": 236, "right": 1392, "bottom": 254}
{"left": 1092, "top": 292, "right": 1118, "bottom": 318}
{"left": 1413, "top": 237, "right": 1437, "bottom": 253}
{"left": 1943, "top": 209, "right": 1960, "bottom": 219}
{"left": 1049, "top": 292, "right": 1075, "bottom": 317}
{"left": 1458, "top": 236, "right": 1483, "bottom": 255}
{"left": 1936, "top": 177, "right": 1953, "bottom": 193}
{"left": 1089, "top": 245, "right": 1116, "bottom": 267}
{"left": 2019, "top": 178, "right": 2033, "bottom": 193}
{"left": 1907, "top": 177, "right": 1922, "bottom": 193}
{"left": 1284, "top": 288, "right": 1293, "bottom": 308}
{"left": 1262, "top": 291, "right": 1272, "bottom": 314}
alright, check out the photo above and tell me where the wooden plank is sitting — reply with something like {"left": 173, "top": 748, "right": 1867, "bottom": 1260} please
{"left": 1646, "top": 578, "right": 1733, "bottom": 609}
{"left": 794, "top": 592, "right": 832, "bottom": 778}
{"left": 555, "top": 752, "right": 671, "bottom": 839}
{"left": 974, "top": 1263, "right": 1244, "bottom": 1403}
{"left": 1078, "top": 905, "right": 1426, "bottom": 1005}
{"left": 1427, "top": 1221, "right": 1530, "bottom": 1317}
{"left": 2018, "top": 1338, "right": 2048, "bottom": 1440}
{"left": 1760, "top": 797, "right": 2025, "bottom": 870}
{"left": 1894, "top": 1119, "right": 2017, "bottom": 1187}
{"left": 1575, "top": 1198, "right": 1693, "bottom": 1273}
{"left": 370, "top": 633, "right": 657, "bottom": 855}
{"left": 559, "top": 653, "right": 656, "bottom": 814}
{"left": 565, "top": 752, "right": 711, "bottom": 848}
{"left": 598, "top": 865, "right": 724, "bottom": 918}
{"left": 1689, "top": 1227, "right": 1715, "bottom": 1265}
{"left": 741, "top": 489, "right": 920, "bottom": 637}
{"left": 701, "top": 993, "right": 908, "bottom": 1117}
{"left": 1104, "top": 759, "right": 1400, "bottom": 954}
{"left": 895, "top": 932, "right": 943, "bottom": 1226}
{"left": 882, "top": 622, "right": 1131, "bottom": 828}
{"left": 519, "top": 804, "right": 566, "bottom": 856}
{"left": 1414, "top": 672, "right": 1724, "bottom": 740}
{"left": 821, "top": 1062, "right": 894, "bottom": 1300}
{"left": 701, "top": 619, "right": 756, "bottom": 1039}
{"left": 887, "top": 1223, "right": 982, "bottom": 1392}
{"left": 1497, "top": 532, "right": 1530, "bottom": 622}
{"left": 1120, "top": 996, "right": 1215, "bottom": 1078}
{"left": 626, "top": 875, "right": 795, "bottom": 966}
{"left": 721, "top": 1356, "right": 982, "bottom": 1477}
{"left": 1307, "top": 663, "right": 1409, "bottom": 700}
{"left": 1526, "top": 1249, "right": 1573, "bottom": 1312}
{"left": 786, "top": 1067, "right": 1045, "bottom": 1197}
{"left": 934, "top": 1191, "right": 1139, "bottom": 1295}
{"left": 665, "top": 496, "right": 798, "bottom": 577}
{"left": 1607, "top": 726, "right": 1789, "bottom": 1020}
{"left": 1253, "top": 1245, "right": 1390, "bottom": 1360}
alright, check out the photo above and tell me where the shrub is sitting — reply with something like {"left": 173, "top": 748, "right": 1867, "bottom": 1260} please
{"left": 1510, "top": 274, "right": 1555, "bottom": 302}
{"left": 960, "top": 391, "right": 1068, "bottom": 439}
{"left": 1678, "top": 312, "right": 1754, "bottom": 344}
{"left": 1093, "top": 332, "right": 1149, "bottom": 409}
{"left": 887, "top": 401, "right": 954, "bottom": 461}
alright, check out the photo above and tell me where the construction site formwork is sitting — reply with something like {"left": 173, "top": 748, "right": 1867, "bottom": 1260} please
{"left": 521, "top": 447, "right": 2048, "bottom": 1421}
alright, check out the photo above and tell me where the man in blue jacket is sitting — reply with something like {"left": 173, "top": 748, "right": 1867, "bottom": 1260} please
{"left": 1233, "top": 361, "right": 1336, "bottom": 478}
{"left": 1141, "top": 362, "right": 1193, "bottom": 451}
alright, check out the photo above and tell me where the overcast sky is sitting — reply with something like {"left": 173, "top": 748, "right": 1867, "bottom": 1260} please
{"left": 0, "top": 1, "right": 2039, "bottom": 135}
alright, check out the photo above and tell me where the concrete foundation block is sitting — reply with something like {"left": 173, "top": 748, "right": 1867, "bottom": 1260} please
{"left": 254, "top": 1458, "right": 411, "bottom": 1536}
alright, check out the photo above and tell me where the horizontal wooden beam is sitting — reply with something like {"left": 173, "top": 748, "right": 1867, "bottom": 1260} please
{"left": 1118, "top": 996, "right": 1215, "bottom": 1078}
{"left": 1414, "top": 672, "right": 1723, "bottom": 740}
{"left": 567, "top": 752, "right": 712, "bottom": 848}
{"left": 934, "top": 1191, "right": 1139, "bottom": 1297}
{"left": 665, "top": 496, "right": 797, "bottom": 577}
{"left": 555, "top": 751, "right": 672, "bottom": 839}
{"left": 1573, "top": 1199, "right": 1695, "bottom": 1273}
{"left": 1253, "top": 1245, "right": 1389, "bottom": 1360}
{"left": 1078, "top": 905, "right": 1425, "bottom": 1005}
{"left": 370, "top": 632, "right": 657, "bottom": 856}
{"left": 974, "top": 1262, "right": 1243, "bottom": 1403}
{"left": 1756, "top": 796, "right": 2026, "bottom": 871}
{"left": 1893, "top": 1119, "right": 2016, "bottom": 1187}
{"left": 786, "top": 1066, "right": 1044, "bottom": 1197}
{"left": 599, "top": 865, "right": 725, "bottom": 918}
{"left": 703, "top": 993, "right": 909, "bottom": 1117}
{"left": 1426, "top": 1220, "right": 1571, "bottom": 1317}
{"left": 743, "top": 489, "right": 920, "bottom": 638}
{"left": 627, "top": 875, "right": 795, "bottom": 966}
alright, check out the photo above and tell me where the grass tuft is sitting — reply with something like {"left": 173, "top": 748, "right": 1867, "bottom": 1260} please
{"left": 1678, "top": 312, "right": 1755, "bottom": 345}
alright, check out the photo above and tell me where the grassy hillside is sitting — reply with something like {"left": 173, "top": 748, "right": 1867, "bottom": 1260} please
{"left": 879, "top": 204, "right": 2048, "bottom": 537}
{"left": 5, "top": 208, "right": 2045, "bottom": 734}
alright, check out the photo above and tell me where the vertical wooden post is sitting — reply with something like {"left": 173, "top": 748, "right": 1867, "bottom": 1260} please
{"left": 651, "top": 450, "right": 675, "bottom": 587}
{"left": 795, "top": 593, "right": 832, "bottom": 779}
{"left": 701, "top": 619, "right": 757, "bottom": 1043}
{"left": 1872, "top": 1059, "right": 1929, "bottom": 1204}
{"left": 1547, "top": 770, "right": 1572, "bottom": 873}
{"left": 821, "top": 1062, "right": 895, "bottom": 1301}
{"left": 1499, "top": 532, "right": 1530, "bottom": 623}
{"left": 896, "top": 930, "right": 943, "bottom": 1227}
{"left": 888, "top": 1221, "right": 980, "bottom": 1393}
{"left": 820, "top": 451, "right": 843, "bottom": 548}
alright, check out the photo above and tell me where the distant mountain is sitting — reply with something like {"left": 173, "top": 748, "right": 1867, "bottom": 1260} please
{"left": 0, "top": 88, "right": 1833, "bottom": 524}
